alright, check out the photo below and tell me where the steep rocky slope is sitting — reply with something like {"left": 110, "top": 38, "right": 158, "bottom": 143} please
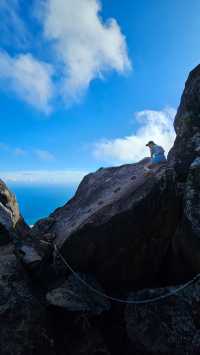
{"left": 31, "top": 159, "right": 179, "bottom": 290}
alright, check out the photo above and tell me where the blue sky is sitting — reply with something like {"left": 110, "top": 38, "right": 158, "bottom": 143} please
{"left": 0, "top": 0, "right": 200, "bottom": 184}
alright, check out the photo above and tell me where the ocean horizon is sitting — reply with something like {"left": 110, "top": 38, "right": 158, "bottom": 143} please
{"left": 7, "top": 183, "right": 77, "bottom": 226}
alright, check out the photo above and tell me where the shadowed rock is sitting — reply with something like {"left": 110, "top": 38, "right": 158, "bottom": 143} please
{"left": 167, "top": 65, "right": 200, "bottom": 278}
{"left": 125, "top": 278, "right": 200, "bottom": 354}
{"left": 168, "top": 64, "right": 200, "bottom": 180}
{"left": 31, "top": 159, "right": 178, "bottom": 290}
{"left": 47, "top": 273, "right": 110, "bottom": 314}
{"left": 0, "top": 245, "right": 55, "bottom": 355}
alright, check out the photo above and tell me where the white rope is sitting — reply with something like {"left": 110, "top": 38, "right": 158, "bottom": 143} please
{"left": 53, "top": 243, "right": 200, "bottom": 305}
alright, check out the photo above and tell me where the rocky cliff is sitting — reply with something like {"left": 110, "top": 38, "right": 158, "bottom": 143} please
{"left": 0, "top": 179, "right": 29, "bottom": 244}
{"left": 1, "top": 65, "right": 200, "bottom": 354}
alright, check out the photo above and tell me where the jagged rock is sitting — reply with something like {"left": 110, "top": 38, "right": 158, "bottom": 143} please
{"left": 125, "top": 278, "right": 200, "bottom": 354}
{"left": 47, "top": 273, "right": 110, "bottom": 314}
{"left": 46, "top": 273, "right": 111, "bottom": 354}
{"left": 31, "top": 160, "right": 179, "bottom": 290}
{"left": 0, "top": 179, "right": 29, "bottom": 245}
{"left": 168, "top": 64, "right": 200, "bottom": 180}
{"left": 0, "top": 245, "right": 55, "bottom": 355}
{"left": 172, "top": 154, "right": 200, "bottom": 275}
{"left": 16, "top": 245, "right": 42, "bottom": 269}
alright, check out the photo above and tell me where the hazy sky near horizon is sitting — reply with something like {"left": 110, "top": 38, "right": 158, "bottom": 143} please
{"left": 0, "top": 0, "right": 200, "bottom": 184}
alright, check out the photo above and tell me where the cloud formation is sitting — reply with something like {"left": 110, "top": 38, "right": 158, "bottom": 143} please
{"left": 0, "top": 0, "right": 131, "bottom": 111}
{"left": 41, "top": 0, "right": 131, "bottom": 101}
{"left": 34, "top": 149, "right": 55, "bottom": 161}
{"left": 0, "top": 51, "right": 54, "bottom": 113}
{"left": 94, "top": 108, "right": 176, "bottom": 163}
{"left": 1, "top": 170, "right": 87, "bottom": 185}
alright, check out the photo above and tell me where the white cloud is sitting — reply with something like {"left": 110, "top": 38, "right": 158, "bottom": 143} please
{"left": 0, "top": 51, "right": 54, "bottom": 113}
{"left": 34, "top": 149, "right": 55, "bottom": 161}
{"left": 41, "top": 0, "right": 131, "bottom": 101}
{"left": 0, "top": 170, "right": 88, "bottom": 185}
{"left": 0, "top": 0, "right": 131, "bottom": 110}
{"left": 94, "top": 108, "right": 176, "bottom": 163}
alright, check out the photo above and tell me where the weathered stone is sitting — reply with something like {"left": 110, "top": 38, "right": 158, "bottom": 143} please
{"left": 31, "top": 160, "right": 179, "bottom": 290}
{"left": 16, "top": 245, "right": 42, "bottom": 269}
{"left": 0, "top": 179, "right": 29, "bottom": 245}
{"left": 168, "top": 64, "right": 200, "bottom": 180}
{"left": 47, "top": 273, "right": 110, "bottom": 314}
{"left": 172, "top": 156, "right": 200, "bottom": 276}
{"left": 0, "top": 245, "right": 55, "bottom": 355}
{"left": 125, "top": 278, "right": 200, "bottom": 354}
{"left": 165, "top": 65, "right": 200, "bottom": 279}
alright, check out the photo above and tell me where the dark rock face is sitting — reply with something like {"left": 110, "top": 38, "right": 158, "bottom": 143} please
{"left": 0, "top": 245, "right": 55, "bottom": 355}
{"left": 31, "top": 160, "right": 179, "bottom": 290}
{"left": 167, "top": 65, "right": 200, "bottom": 278}
{"left": 168, "top": 64, "right": 200, "bottom": 180}
{"left": 46, "top": 273, "right": 111, "bottom": 314}
{"left": 125, "top": 279, "right": 200, "bottom": 354}
{"left": 171, "top": 155, "right": 200, "bottom": 277}
{"left": 0, "top": 182, "right": 50, "bottom": 355}
{"left": 46, "top": 274, "right": 111, "bottom": 355}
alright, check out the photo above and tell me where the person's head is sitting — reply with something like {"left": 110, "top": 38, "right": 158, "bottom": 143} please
{"left": 146, "top": 141, "right": 155, "bottom": 149}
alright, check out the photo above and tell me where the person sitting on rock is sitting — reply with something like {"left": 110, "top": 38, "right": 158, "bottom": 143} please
{"left": 144, "top": 141, "right": 166, "bottom": 174}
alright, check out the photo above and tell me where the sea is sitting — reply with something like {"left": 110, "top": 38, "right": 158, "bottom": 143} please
{"left": 7, "top": 184, "right": 77, "bottom": 226}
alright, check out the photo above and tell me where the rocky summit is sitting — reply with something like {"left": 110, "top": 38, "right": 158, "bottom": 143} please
{"left": 1, "top": 65, "right": 200, "bottom": 354}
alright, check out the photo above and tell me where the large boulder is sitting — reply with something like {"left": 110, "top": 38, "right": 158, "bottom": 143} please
{"left": 45, "top": 273, "right": 111, "bottom": 355}
{"left": 46, "top": 273, "right": 110, "bottom": 314}
{"left": 168, "top": 64, "right": 200, "bottom": 179}
{"left": 31, "top": 159, "right": 179, "bottom": 290}
{"left": 0, "top": 179, "right": 29, "bottom": 244}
